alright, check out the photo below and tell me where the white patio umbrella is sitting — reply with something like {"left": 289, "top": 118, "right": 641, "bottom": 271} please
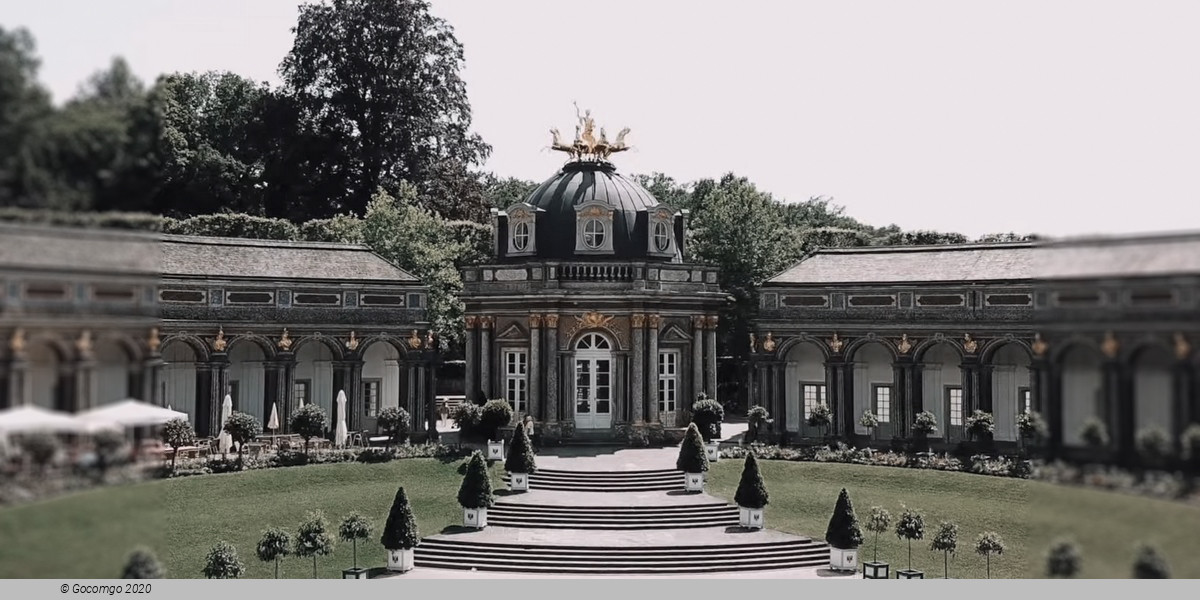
{"left": 0, "top": 404, "right": 85, "bottom": 434}
{"left": 335, "top": 390, "right": 348, "bottom": 449}
{"left": 268, "top": 402, "right": 280, "bottom": 433}
{"left": 76, "top": 399, "right": 188, "bottom": 429}
{"left": 218, "top": 395, "right": 233, "bottom": 454}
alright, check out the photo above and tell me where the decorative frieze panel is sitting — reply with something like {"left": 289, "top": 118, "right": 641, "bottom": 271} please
{"left": 160, "top": 289, "right": 206, "bottom": 303}
{"left": 847, "top": 295, "right": 896, "bottom": 307}
{"left": 782, "top": 295, "right": 828, "bottom": 308}
{"left": 916, "top": 294, "right": 965, "bottom": 307}
{"left": 226, "top": 291, "right": 273, "bottom": 304}
{"left": 494, "top": 269, "right": 529, "bottom": 281}
{"left": 986, "top": 293, "right": 1032, "bottom": 306}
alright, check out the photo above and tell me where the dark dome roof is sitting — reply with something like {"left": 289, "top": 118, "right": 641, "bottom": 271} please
{"left": 517, "top": 160, "right": 677, "bottom": 260}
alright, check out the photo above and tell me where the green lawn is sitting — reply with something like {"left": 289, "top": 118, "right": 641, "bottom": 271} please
{"left": 2, "top": 458, "right": 1197, "bottom": 579}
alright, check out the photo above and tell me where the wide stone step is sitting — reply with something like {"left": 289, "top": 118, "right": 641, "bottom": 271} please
{"left": 534, "top": 468, "right": 682, "bottom": 478}
{"left": 417, "top": 537, "right": 819, "bottom": 554}
{"left": 490, "top": 502, "right": 736, "bottom": 515}
{"left": 519, "top": 483, "right": 683, "bottom": 493}
{"left": 485, "top": 518, "right": 740, "bottom": 530}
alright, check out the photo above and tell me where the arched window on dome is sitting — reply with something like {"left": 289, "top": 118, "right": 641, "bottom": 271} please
{"left": 583, "top": 219, "right": 606, "bottom": 249}
{"left": 504, "top": 203, "right": 538, "bottom": 256}
{"left": 646, "top": 207, "right": 677, "bottom": 258}
{"left": 574, "top": 201, "right": 615, "bottom": 255}
{"left": 513, "top": 222, "right": 530, "bottom": 251}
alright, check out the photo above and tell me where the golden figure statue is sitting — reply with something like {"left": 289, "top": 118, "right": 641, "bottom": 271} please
{"left": 897, "top": 334, "right": 912, "bottom": 355}
{"left": 346, "top": 331, "right": 359, "bottom": 351}
{"left": 829, "top": 333, "right": 844, "bottom": 354}
{"left": 10, "top": 328, "right": 26, "bottom": 354}
{"left": 409, "top": 330, "right": 422, "bottom": 349}
{"left": 277, "top": 328, "right": 293, "bottom": 352}
{"left": 147, "top": 327, "right": 161, "bottom": 354}
{"left": 762, "top": 332, "right": 776, "bottom": 353}
{"left": 963, "top": 334, "right": 978, "bottom": 354}
{"left": 213, "top": 327, "right": 227, "bottom": 352}
{"left": 549, "top": 105, "right": 632, "bottom": 161}
{"left": 1175, "top": 333, "right": 1191, "bottom": 361}
{"left": 1031, "top": 333, "right": 1048, "bottom": 357}
{"left": 76, "top": 330, "right": 93, "bottom": 356}
{"left": 1101, "top": 332, "right": 1119, "bottom": 359}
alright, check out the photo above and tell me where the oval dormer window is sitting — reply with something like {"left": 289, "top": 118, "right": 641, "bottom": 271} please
{"left": 583, "top": 219, "right": 606, "bottom": 249}
{"left": 512, "top": 221, "right": 530, "bottom": 251}
{"left": 653, "top": 221, "right": 670, "bottom": 252}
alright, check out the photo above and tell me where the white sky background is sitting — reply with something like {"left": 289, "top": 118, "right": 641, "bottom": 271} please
{"left": 6, "top": 0, "right": 1199, "bottom": 239}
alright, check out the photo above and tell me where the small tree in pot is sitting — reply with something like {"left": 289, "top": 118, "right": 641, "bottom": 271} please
{"left": 381, "top": 486, "right": 420, "bottom": 573}
{"left": 1046, "top": 538, "right": 1082, "bottom": 578}
{"left": 1079, "top": 417, "right": 1109, "bottom": 450}
{"left": 376, "top": 406, "right": 411, "bottom": 449}
{"left": 1017, "top": 410, "right": 1048, "bottom": 455}
{"left": 965, "top": 411, "right": 994, "bottom": 448}
{"left": 807, "top": 404, "right": 833, "bottom": 442}
{"left": 974, "top": 531, "right": 1005, "bottom": 579}
{"left": 929, "top": 521, "right": 958, "bottom": 579}
{"left": 338, "top": 513, "right": 372, "bottom": 578}
{"left": 912, "top": 412, "right": 938, "bottom": 453}
{"left": 202, "top": 541, "right": 244, "bottom": 579}
{"left": 94, "top": 429, "right": 127, "bottom": 480}
{"left": 255, "top": 527, "right": 290, "bottom": 579}
{"left": 223, "top": 411, "right": 262, "bottom": 469}
{"left": 504, "top": 424, "right": 536, "bottom": 492}
{"left": 161, "top": 418, "right": 196, "bottom": 473}
{"left": 746, "top": 405, "right": 769, "bottom": 445}
{"left": 691, "top": 394, "right": 725, "bottom": 442}
{"left": 824, "top": 488, "right": 864, "bottom": 572}
{"left": 676, "top": 423, "right": 710, "bottom": 492}
{"left": 480, "top": 399, "right": 513, "bottom": 460}
{"left": 894, "top": 505, "right": 926, "bottom": 578}
{"left": 859, "top": 411, "right": 879, "bottom": 444}
{"left": 458, "top": 451, "right": 494, "bottom": 527}
{"left": 1132, "top": 543, "right": 1170, "bottom": 579}
{"left": 1136, "top": 426, "right": 1171, "bottom": 468}
{"left": 863, "top": 506, "right": 892, "bottom": 578}
{"left": 733, "top": 453, "right": 768, "bottom": 528}
{"left": 1182, "top": 423, "right": 1200, "bottom": 473}
{"left": 295, "top": 511, "right": 334, "bottom": 578}
{"left": 121, "top": 548, "right": 164, "bottom": 579}
{"left": 290, "top": 404, "right": 327, "bottom": 456}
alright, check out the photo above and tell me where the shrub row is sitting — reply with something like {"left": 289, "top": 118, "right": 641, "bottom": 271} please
{"left": 721, "top": 443, "right": 1034, "bottom": 480}
{"left": 163, "top": 444, "right": 471, "bottom": 479}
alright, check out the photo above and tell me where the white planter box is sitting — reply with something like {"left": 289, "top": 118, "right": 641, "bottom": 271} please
{"left": 684, "top": 472, "right": 705, "bottom": 492}
{"left": 509, "top": 472, "right": 529, "bottom": 491}
{"left": 487, "top": 440, "right": 504, "bottom": 461}
{"left": 738, "top": 506, "right": 764, "bottom": 529}
{"left": 387, "top": 548, "right": 414, "bottom": 573}
{"left": 705, "top": 442, "right": 720, "bottom": 462}
{"left": 829, "top": 547, "right": 859, "bottom": 572}
{"left": 463, "top": 507, "right": 488, "bottom": 528}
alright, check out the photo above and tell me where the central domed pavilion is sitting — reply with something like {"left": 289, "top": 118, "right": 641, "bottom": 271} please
{"left": 459, "top": 110, "right": 728, "bottom": 443}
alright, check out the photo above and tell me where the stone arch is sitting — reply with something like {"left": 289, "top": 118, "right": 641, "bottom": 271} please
{"left": 1050, "top": 334, "right": 1103, "bottom": 367}
{"left": 227, "top": 338, "right": 269, "bottom": 425}
{"left": 358, "top": 335, "right": 412, "bottom": 361}
{"left": 23, "top": 334, "right": 69, "bottom": 410}
{"left": 92, "top": 335, "right": 137, "bottom": 405}
{"left": 783, "top": 340, "right": 827, "bottom": 436}
{"left": 1058, "top": 342, "right": 1105, "bottom": 447}
{"left": 920, "top": 342, "right": 963, "bottom": 440}
{"left": 989, "top": 342, "right": 1032, "bottom": 442}
{"left": 292, "top": 334, "right": 346, "bottom": 361}
{"left": 160, "top": 334, "right": 211, "bottom": 363}
{"left": 845, "top": 335, "right": 899, "bottom": 363}
{"left": 849, "top": 340, "right": 897, "bottom": 439}
{"left": 913, "top": 336, "right": 965, "bottom": 364}
{"left": 774, "top": 334, "right": 832, "bottom": 362}
{"left": 980, "top": 335, "right": 1033, "bottom": 364}
{"left": 294, "top": 339, "right": 337, "bottom": 429}
{"left": 161, "top": 337, "right": 200, "bottom": 426}
{"left": 225, "top": 334, "right": 277, "bottom": 361}
{"left": 1130, "top": 342, "right": 1174, "bottom": 439}
{"left": 361, "top": 338, "right": 404, "bottom": 422}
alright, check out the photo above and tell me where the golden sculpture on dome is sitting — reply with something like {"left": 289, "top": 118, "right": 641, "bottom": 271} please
{"left": 549, "top": 103, "right": 632, "bottom": 161}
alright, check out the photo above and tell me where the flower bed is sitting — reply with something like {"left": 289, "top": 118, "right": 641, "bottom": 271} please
{"left": 163, "top": 443, "right": 471, "bottom": 479}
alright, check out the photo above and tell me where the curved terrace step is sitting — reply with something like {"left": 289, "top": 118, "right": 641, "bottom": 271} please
{"left": 488, "top": 502, "right": 739, "bottom": 530}
{"left": 504, "top": 468, "right": 686, "bottom": 492}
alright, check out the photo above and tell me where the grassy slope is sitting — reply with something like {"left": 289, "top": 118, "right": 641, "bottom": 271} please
{"left": 2, "top": 458, "right": 1197, "bottom": 579}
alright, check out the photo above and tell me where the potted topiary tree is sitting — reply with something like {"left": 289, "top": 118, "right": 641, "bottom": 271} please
{"left": 223, "top": 411, "right": 262, "bottom": 469}
{"left": 504, "top": 424, "right": 536, "bottom": 492}
{"left": 1136, "top": 426, "right": 1171, "bottom": 469}
{"left": 376, "top": 406, "right": 411, "bottom": 449}
{"left": 863, "top": 506, "right": 892, "bottom": 579}
{"left": 290, "top": 404, "right": 328, "bottom": 456}
{"left": 1046, "top": 538, "right": 1082, "bottom": 578}
{"left": 929, "top": 521, "right": 958, "bottom": 579}
{"left": 1017, "top": 410, "right": 1047, "bottom": 455}
{"left": 1180, "top": 423, "right": 1200, "bottom": 473}
{"left": 381, "top": 486, "right": 420, "bottom": 573}
{"left": 1080, "top": 417, "right": 1109, "bottom": 451}
{"left": 256, "top": 527, "right": 290, "bottom": 579}
{"left": 121, "top": 548, "right": 164, "bottom": 579}
{"left": 912, "top": 412, "right": 938, "bottom": 454}
{"left": 965, "top": 410, "right": 994, "bottom": 450}
{"left": 807, "top": 403, "right": 833, "bottom": 443}
{"left": 1132, "top": 543, "right": 1170, "bottom": 579}
{"left": 733, "top": 453, "right": 768, "bottom": 528}
{"left": 480, "top": 399, "right": 513, "bottom": 460}
{"left": 974, "top": 531, "right": 1005, "bottom": 579}
{"left": 458, "top": 451, "right": 494, "bottom": 527}
{"left": 676, "top": 423, "right": 710, "bottom": 492}
{"left": 746, "top": 405, "right": 769, "bottom": 445}
{"left": 202, "top": 541, "right": 244, "bottom": 579}
{"left": 824, "top": 488, "right": 864, "bottom": 572}
{"left": 338, "top": 513, "right": 372, "bottom": 579}
{"left": 859, "top": 410, "right": 879, "bottom": 445}
{"left": 295, "top": 510, "right": 334, "bottom": 578}
{"left": 894, "top": 505, "right": 926, "bottom": 578}
{"left": 692, "top": 394, "right": 724, "bottom": 461}
{"left": 160, "top": 418, "right": 196, "bottom": 473}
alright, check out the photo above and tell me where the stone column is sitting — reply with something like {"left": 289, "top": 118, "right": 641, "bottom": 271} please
{"left": 1103, "top": 358, "right": 1134, "bottom": 465}
{"left": 479, "top": 317, "right": 493, "bottom": 399}
{"left": 416, "top": 361, "right": 426, "bottom": 432}
{"left": 349, "top": 360, "right": 364, "bottom": 432}
{"left": 647, "top": 315, "right": 661, "bottom": 424}
{"left": 141, "top": 357, "right": 163, "bottom": 406}
{"left": 631, "top": 314, "right": 645, "bottom": 424}
{"left": 209, "top": 360, "right": 230, "bottom": 437}
{"left": 7, "top": 356, "right": 28, "bottom": 408}
{"left": 73, "top": 359, "right": 95, "bottom": 412}
{"left": 961, "top": 359, "right": 981, "bottom": 415}
{"left": 692, "top": 316, "right": 704, "bottom": 401}
{"left": 406, "top": 363, "right": 417, "bottom": 417}
{"left": 545, "top": 314, "right": 560, "bottom": 422}
{"left": 705, "top": 315, "right": 719, "bottom": 399}
{"left": 426, "top": 353, "right": 439, "bottom": 440}
{"left": 1173, "top": 359, "right": 1193, "bottom": 455}
{"left": 281, "top": 360, "right": 296, "bottom": 434}
{"left": 464, "top": 316, "right": 478, "bottom": 403}
{"left": 529, "top": 314, "right": 542, "bottom": 420}
{"left": 826, "top": 359, "right": 849, "bottom": 439}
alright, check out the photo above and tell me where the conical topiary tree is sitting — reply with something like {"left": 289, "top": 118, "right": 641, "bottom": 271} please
{"left": 676, "top": 422, "right": 710, "bottom": 474}
{"left": 824, "top": 488, "right": 864, "bottom": 550}
{"left": 504, "top": 424, "right": 537, "bottom": 474}
{"left": 121, "top": 548, "right": 164, "bottom": 579}
{"left": 1046, "top": 538, "right": 1081, "bottom": 578}
{"left": 734, "top": 453, "right": 769, "bottom": 509}
{"left": 1132, "top": 543, "right": 1170, "bottom": 579}
{"left": 457, "top": 451, "right": 494, "bottom": 509}
{"left": 381, "top": 486, "right": 420, "bottom": 551}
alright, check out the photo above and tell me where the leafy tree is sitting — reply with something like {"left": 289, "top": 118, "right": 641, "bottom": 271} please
{"left": 20, "top": 433, "right": 58, "bottom": 473}
{"left": 121, "top": 548, "right": 164, "bottom": 579}
{"left": 1017, "top": 410, "right": 1047, "bottom": 446}
{"left": 676, "top": 423, "right": 710, "bottom": 474}
{"left": 255, "top": 527, "right": 291, "bottom": 579}
{"left": 160, "top": 417, "right": 196, "bottom": 472}
{"left": 806, "top": 403, "right": 833, "bottom": 440}
{"left": 290, "top": 403, "right": 327, "bottom": 455}
{"left": 1132, "top": 543, "right": 1170, "bottom": 579}
{"left": 1182, "top": 423, "right": 1200, "bottom": 468}
{"left": 376, "top": 406, "right": 411, "bottom": 448}
{"left": 691, "top": 394, "right": 725, "bottom": 442}
{"left": 93, "top": 429, "right": 126, "bottom": 477}
{"left": 965, "top": 410, "right": 994, "bottom": 442}
{"left": 859, "top": 411, "right": 879, "bottom": 442}
{"left": 1045, "top": 538, "right": 1081, "bottom": 578}
{"left": 824, "top": 488, "right": 863, "bottom": 550}
{"left": 222, "top": 411, "right": 262, "bottom": 466}
{"left": 482, "top": 173, "right": 539, "bottom": 209}
{"left": 733, "top": 453, "right": 768, "bottom": 509}
{"left": 338, "top": 513, "right": 372, "bottom": 571}
{"left": 929, "top": 521, "right": 958, "bottom": 578}
{"left": 294, "top": 510, "right": 335, "bottom": 578}
{"left": 0, "top": 26, "right": 54, "bottom": 206}
{"left": 746, "top": 405, "right": 769, "bottom": 444}
{"left": 974, "top": 532, "right": 1005, "bottom": 579}
{"left": 202, "top": 541, "right": 244, "bottom": 579}
{"left": 457, "top": 451, "right": 494, "bottom": 509}
{"left": 865, "top": 506, "right": 892, "bottom": 563}
{"left": 1136, "top": 426, "right": 1171, "bottom": 465}
{"left": 478, "top": 399, "right": 514, "bottom": 442}
{"left": 894, "top": 506, "right": 926, "bottom": 571}
{"left": 504, "top": 422, "right": 537, "bottom": 474}
{"left": 1080, "top": 417, "right": 1109, "bottom": 449}
{"left": 381, "top": 486, "right": 420, "bottom": 550}
{"left": 279, "top": 0, "right": 491, "bottom": 221}
{"left": 875, "top": 230, "right": 969, "bottom": 246}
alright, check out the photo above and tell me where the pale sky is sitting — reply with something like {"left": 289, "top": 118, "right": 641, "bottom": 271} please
{"left": 6, "top": 0, "right": 1199, "bottom": 239}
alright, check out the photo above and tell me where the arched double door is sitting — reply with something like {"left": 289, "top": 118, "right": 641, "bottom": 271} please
{"left": 574, "top": 333, "right": 613, "bottom": 430}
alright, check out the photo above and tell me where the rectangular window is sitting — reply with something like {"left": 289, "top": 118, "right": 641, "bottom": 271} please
{"left": 802, "top": 384, "right": 827, "bottom": 419}
{"left": 948, "top": 387, "right": 964, "bottom": 426}
{"left": 504, "top": 350, "right": 528, "bottom": 415}
{"left": 363, "top": 380, "right": 381, "bottom": 417}
{"left": 293, "top": 380, "right": 310, "bottom": 407}
{"left": 1019, "top": 387, "right": 1031, "bottom": 414}
{"left": 658, "top": 351, "right": 679, "bottom": 413}
{"left": 873, "top": 385, "right": 891, "bottom": 423}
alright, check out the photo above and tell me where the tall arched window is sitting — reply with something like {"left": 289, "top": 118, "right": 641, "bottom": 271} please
{"left": 512, "top": 221, "right": 530, "bottom": 251}
{"left": 583, "top": 219, "right": 606, "bottom": 249}
{"left": 653, "top": 221, "right": 671, "bottom": 252}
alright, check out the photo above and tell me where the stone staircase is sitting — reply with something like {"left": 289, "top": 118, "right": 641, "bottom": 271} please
{"left": 487, "top": 502, "right": 740, "bottom": 530}
{"left": 502, "top": 468, "right": 683, "bottom": 493}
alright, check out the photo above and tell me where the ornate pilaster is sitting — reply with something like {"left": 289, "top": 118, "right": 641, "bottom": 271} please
{"left": 479, "top": 317, "right": 493, "bottom": 399}
{"left": 464, "top": 315, "right": 478, "bottom": 403}
{"left": 529, "top": 314, "right": 542, "bottom": 420}
{"left": 545, "top": 314, "right": 560, "bottom": 422}
{"left": 631, "top": 314, "right": 646, "bottom": 424}
{"left": 647, "top": 315, "right": 661, "bottom": 424}
{"left": 406, "top": 363, "right": 417, "bottom": 418}
{"left": 349, "top": 359, "right": 364, "bottom": 432}
{"left": 705, "top": 315, "right": 719, "bottom": 398}
{"left": 692, "top": 316, "right": 704, "bottom": 401}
